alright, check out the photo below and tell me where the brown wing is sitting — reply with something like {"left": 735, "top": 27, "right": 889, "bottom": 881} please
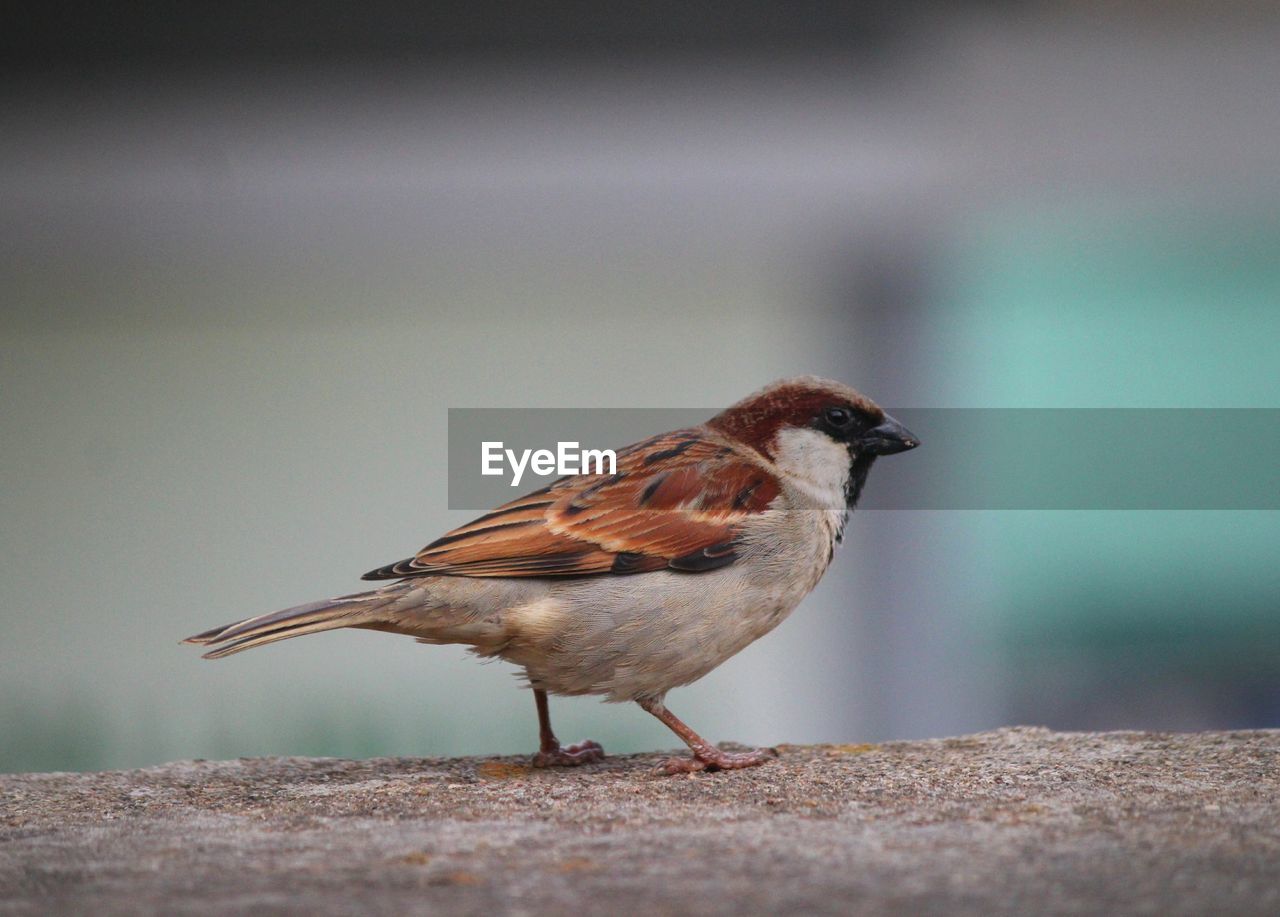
{"left": 361, "top": 429, "right": 781, "bottom": 579}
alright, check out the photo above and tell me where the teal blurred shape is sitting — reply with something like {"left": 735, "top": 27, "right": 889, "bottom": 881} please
{"left": 938, "top": 202, "right": 1280, "bottom": 409}
{"left": 925, "top": 200, "right": 1280, "bottom": 724}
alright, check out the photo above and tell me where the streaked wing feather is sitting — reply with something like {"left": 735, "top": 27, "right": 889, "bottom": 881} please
{"left": 360, "top": 429, "right": 780, "bottom": 580}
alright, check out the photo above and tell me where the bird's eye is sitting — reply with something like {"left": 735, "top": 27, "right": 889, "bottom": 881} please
{"left": 824, "top": 407, "right": 852, "bottom": 427}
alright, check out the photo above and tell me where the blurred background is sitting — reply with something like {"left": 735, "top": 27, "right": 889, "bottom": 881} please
{"left": 3, "top": 1, "right": 1279, "bottom": 773}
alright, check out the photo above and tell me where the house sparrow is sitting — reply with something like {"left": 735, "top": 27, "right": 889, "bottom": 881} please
{"left": 185, "top": 377, "right": 918, "bottom": 774}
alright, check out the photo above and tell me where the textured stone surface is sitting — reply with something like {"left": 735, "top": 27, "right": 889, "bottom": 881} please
{"left": 2, "top": 727, "right": 1278, "bottom": 915}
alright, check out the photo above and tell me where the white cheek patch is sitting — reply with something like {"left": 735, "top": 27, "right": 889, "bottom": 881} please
{"left": 770, "top": 427, "right": 850, "bottom": 508}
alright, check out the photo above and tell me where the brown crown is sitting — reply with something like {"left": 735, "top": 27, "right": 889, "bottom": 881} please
{"left": 705, "top": 376, "right": 884, "bottom": 456}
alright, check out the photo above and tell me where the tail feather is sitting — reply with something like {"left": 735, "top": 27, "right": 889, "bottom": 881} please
{"left": 183, "top": 589, "right": 395, "bottom": 660}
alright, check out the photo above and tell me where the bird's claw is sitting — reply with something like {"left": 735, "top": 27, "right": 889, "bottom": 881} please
{"left": 531, "top": 740, "right": 605, "bottom": 767}
{"left": 656, "top": 746, "right": 778, "bottom": 775}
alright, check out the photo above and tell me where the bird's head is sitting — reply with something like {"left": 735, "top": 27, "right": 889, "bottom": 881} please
{"left": 707, "top": 376, "right": 919, "bottom": 507}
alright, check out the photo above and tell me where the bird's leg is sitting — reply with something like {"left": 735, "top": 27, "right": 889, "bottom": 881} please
{"left": 529, "top": 688, "right": 605, "bottom": 767}
{"left": 637, "top": 697, "right": 778, "bottom": 775}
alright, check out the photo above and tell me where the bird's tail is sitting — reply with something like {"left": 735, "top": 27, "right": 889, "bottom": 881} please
{"left": 182, "top": 587, "right": 402, "bottom": 660}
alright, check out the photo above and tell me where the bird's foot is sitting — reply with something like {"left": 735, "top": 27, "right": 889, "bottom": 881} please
{"left": 657, "top": 745, "right": 778, "bottom": 775}
{"left": 531, "top": 740, "right": 605, "bottom": 768}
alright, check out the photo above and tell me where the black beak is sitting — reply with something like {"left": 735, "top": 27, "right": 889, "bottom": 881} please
{"left": 858, "top": 414, "right": 920, "bottom": 456}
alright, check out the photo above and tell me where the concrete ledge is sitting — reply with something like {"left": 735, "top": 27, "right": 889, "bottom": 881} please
{"left": 2, "top": 727, "right": 1278, "bottom": 915}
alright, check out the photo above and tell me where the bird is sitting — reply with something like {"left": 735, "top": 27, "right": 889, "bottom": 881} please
{"left": 184, "top": 376, "right": 919, "bottom": 774}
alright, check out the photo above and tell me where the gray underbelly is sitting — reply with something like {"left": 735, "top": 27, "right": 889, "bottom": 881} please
{"left": 502, "top": 568, "right": 808, "bottom": 702}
